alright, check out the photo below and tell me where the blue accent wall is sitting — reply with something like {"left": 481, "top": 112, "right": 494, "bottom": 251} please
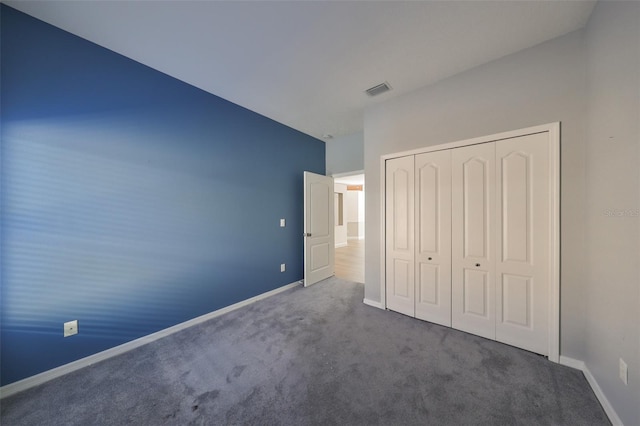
{"left": 0, "top": 5, "right": 325, "bottom": 386}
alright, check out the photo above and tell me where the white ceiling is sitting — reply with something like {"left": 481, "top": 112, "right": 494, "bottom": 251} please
{"left": 5, "top": 0, "right": 596, "bottom": 140}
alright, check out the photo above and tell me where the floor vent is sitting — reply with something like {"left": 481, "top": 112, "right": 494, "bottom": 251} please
{"left": 365, "top": 81, "right": 392, "bottom": 97}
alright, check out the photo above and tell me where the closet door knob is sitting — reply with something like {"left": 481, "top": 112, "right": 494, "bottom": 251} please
{"left": 428, "top": 257, "right": 432, "bottom": 261}
{"left": 476, "top": 263, "right": 481, "bottom": 267}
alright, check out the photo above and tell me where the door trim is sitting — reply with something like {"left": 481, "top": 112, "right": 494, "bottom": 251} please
{"left": 379, "top": 122, "right": 560, "bottom": 362}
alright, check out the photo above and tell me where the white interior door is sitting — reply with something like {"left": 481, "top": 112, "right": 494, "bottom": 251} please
{"left": 452, "top": 143, "right": 496, "bottom": 340}
{"left": 303, "top": 171, "right": 334, "bottom": 287}
{"left": 385, "top": 156, "right": 415, "bottom": 316}
{"left": 415, "top": 150, "right": 452, "bottom": 326}
{"left": 495, "top": 133, "right": 550, "bottom": 355}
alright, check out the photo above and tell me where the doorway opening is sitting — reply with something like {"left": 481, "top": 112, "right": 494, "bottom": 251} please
{"left": 333, "top": 172, "right": 365, "bottom": 283}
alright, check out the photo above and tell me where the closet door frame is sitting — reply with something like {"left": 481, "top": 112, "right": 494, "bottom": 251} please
{"left": 379, "top": 122, "right": 560, "bottom": 362}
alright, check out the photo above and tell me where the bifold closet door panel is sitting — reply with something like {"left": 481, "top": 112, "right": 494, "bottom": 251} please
{"left": 415, "top": 150, "right": 452, "bottom": 326}
{"left": 385, "top": 156, "right": 415, "bottom": 317}
{"left": 452, "top": 143, "right": 496, "bottom": 340}
{"left": 495, "top": 133, "right": 550, "bottom": 355}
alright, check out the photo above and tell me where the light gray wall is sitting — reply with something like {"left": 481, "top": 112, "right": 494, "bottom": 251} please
{"left": 364, "top": 4, "right": 640, "bottom": 422}
{"left": 346, "top": 190, "right": 365, "bottom": 239}
{"left": 334, "top": 183, "right": 348, "bottom": 247}
{"left": 584, "top": 2, "right": 639, "bottom": 424}
{"left": 326, "top": 132, "right": 364, "bottom": 175}
{"left": 346, "top": 191, "right": 359, "bottom": 223}
{"left": 364, "top": 29, "right": 588, "bottom": 358}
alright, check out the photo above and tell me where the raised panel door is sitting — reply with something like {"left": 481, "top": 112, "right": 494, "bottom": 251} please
{"left": 304, "top": 172, "right": 335, "bottom": 286}
{"left": 415, "top": 150, "right": 452, "bottom": 326}
{"left": 495, "top": 133, "right": 550, "bottom": 355}
{"left": 386, "top": 156, "right": 415, "bottom": 316}
{"left": 452, "top": 143, "right": 496, "bottom": 340}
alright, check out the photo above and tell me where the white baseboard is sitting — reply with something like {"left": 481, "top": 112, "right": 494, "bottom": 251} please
{"left": 335, "top": 242, "right": 348, "bottom": 248}
{"left": 363, "top": 298, "right": 384, "bottom": 310}
{"left": 0, "top": 280, "right": 302, "bottom": 399}
{"left": 559, "top": 355, "right": 584, "bottom": 370}
{"left": 559, "top": 356, "right": 624, "bottom": 426}
{"left": 347, "top": 236, "right": 365, "bottom": 240}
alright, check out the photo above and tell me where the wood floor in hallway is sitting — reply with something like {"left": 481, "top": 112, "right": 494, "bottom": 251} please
{"left": 335, "top": 239, "right": 364, "bottom": 283}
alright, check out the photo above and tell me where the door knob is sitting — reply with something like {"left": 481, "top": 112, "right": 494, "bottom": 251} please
{"left": 304, "top": 233, "right": 312, "bottom": 237}
{"left": 428, "top": 257, "right": 432, "bottom": 261}
{"left": 476, "top": 263, "right": 481, "bottom": 267}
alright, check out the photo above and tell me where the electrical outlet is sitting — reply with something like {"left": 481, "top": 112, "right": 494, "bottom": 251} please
{"left": 64, "top": 320, "right": 78, "bottom": 337}
{"left": 280, "top": 218, "right": 286, "bottom": 227}
{"left": 619, "top": 358, "right": 628, "bottom": 385}
{"left": 280, "top": 263, "right": 286, "bottom": 272}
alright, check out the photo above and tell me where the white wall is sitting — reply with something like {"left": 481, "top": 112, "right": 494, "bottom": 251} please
{"left": 326, "top": 132, "right": 364, "bottom": 175}
{"left": 584, "top": 2, "right": 639, "bottom": 424}
{"left": 364, "top": 29, "right": 588, "bottom": 359}
{"left": 334, "top": 183, "right": 348, "bottom": 247}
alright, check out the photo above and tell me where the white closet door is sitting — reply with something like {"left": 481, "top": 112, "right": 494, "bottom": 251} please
{"left": 415, "top": 150, "right": 452, "bottom": 326}
{"left": 495, "top": 133, "right": 550, "bottom": 355}
{"left": 452, "top": 143, "right": 496, "bottom": 340}
{"left": 386, "top": 156, "right": 415, "bottom": 317}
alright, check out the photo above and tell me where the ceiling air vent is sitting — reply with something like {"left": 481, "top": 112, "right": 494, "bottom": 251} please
{"left": 365, "top": 81, "right": 392, "bottom": 97}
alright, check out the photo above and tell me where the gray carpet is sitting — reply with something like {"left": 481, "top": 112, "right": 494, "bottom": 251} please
{"left": 1, "top": 277, "right": 609, "bottom": 425}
